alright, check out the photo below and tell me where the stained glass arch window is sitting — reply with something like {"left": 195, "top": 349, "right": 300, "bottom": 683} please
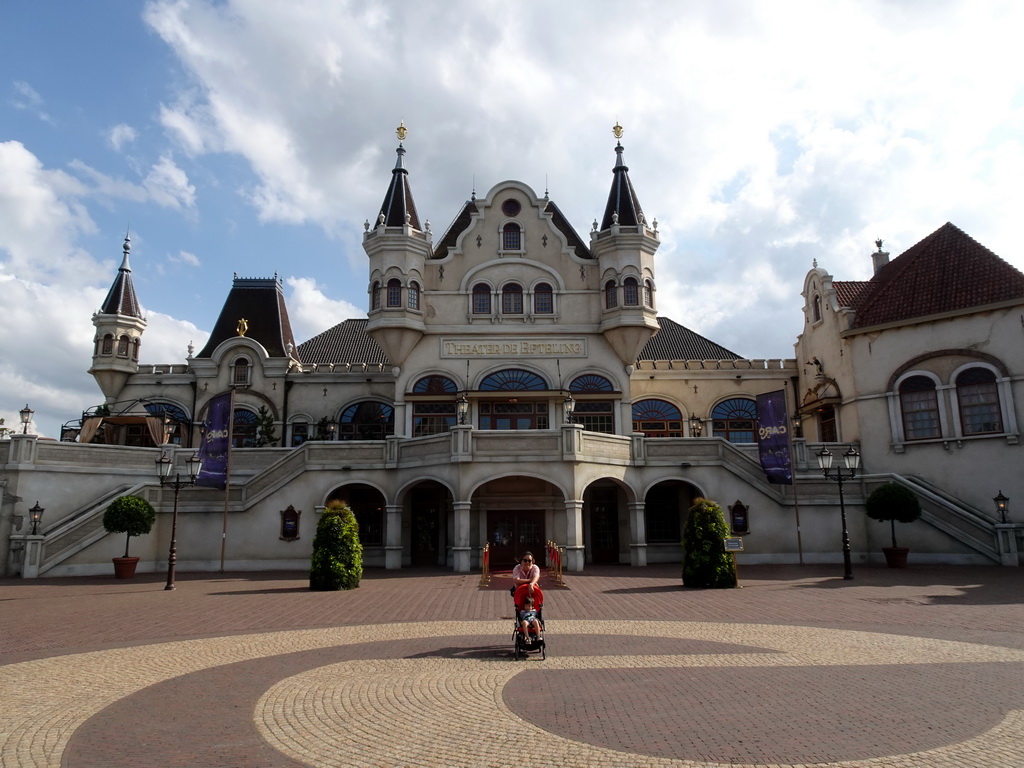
{"left": 413, "top": 375, "right": 458, "bottom": 394}
{"left": 570, "top": 374, "right": 614, "bottom": 393}
{"left": 712, "top": 398, "right": 758, "bottom": 443}
{"left": 479, "top": 369, "right": 548, "bottom": 391}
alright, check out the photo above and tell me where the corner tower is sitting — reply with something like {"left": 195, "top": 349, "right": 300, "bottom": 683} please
{"left": 590, "top": 124, "right": 660, "bottom": 366}
{"left": 89, "top": 233, "right": 147, "bottom": 401}
{"left": 363, "top": 123, "right": 432, "bottom": 370}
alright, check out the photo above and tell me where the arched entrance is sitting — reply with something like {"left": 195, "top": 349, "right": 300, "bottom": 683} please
{"left": 644, "top": 479, "right": 700, "bottom": 563}
{"left": 474, "top": 476, "right": 563, "bottom": 570}
{"left": 583, "top": 480, "right": 626, "bottom": 564}
{"left": 327, "top": 483, "right": 385, "bottom": 550}
{"left": 408, "top": 480, "right": 450, "bottom": 567}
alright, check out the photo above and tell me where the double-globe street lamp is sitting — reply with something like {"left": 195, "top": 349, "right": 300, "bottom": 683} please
{"left": 818, "top": 446, "right": 860, "bottom": 580}
{"left": 156, "top": 452, "right": 202, "bottom": 591}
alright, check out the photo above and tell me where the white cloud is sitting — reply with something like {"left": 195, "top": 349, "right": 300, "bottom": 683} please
{"left": 143, "top": 155, "right": 196, "bottom": 210}
{"left": 171, "top": 250, "right": 201, "bottom": 267}
{"left": 285, "top": 276, "right": 364, "bottom": 342}
{"left": 108, "top": 123, "right": 138, "bottom": 152}
{"left": 11, "top": 80, "right": 52, "bottom": 123}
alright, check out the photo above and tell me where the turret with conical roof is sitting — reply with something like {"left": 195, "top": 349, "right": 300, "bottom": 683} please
{"left": 89, "top": 232, "right": 148, "bottom": 401}
{"left": 590, "top": 125, "right": 661, "bottom": 367}
{"left": 363, "top": 123, "right": 432, "bottom": 370}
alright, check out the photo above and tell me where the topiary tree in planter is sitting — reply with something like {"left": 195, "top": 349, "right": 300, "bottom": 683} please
{"left": 310, "top": 500, "right": 363, "bottom": 590}
{"left": 682, "top": 497, "right": 737, "bottom": 588}
{"left": 102, "top": 495, "right": 156, "bottom": 578}
{"left": 865, "top": 482, "right": 921, "bottom": 567}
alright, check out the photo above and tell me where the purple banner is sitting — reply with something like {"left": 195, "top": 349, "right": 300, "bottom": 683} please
{"left": 755, "top": 390, "right": 793, "bottom": 485}
{"left": 197, "top": 392, "right": 232, "bottom": 490}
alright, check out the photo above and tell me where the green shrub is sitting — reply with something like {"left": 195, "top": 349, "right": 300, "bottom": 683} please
{"left": 103, "top": 495, "right": 157, "bottom": 558}
{"left": 310, "top": 500, "right": 363, "bottom": 590}
{"left": 682, "top": 497, "right": 737, "bottom": 589}
{"left": 865, "top": 482, "right": 921, "bottom": 548}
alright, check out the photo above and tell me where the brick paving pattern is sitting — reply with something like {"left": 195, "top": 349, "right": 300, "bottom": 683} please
{"left": 1, "top": 564, "right": 1022, "bottom": 767}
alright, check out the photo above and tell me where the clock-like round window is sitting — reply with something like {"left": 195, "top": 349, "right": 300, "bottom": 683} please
{"left": 501, "top": 199, "right": 521, "bottom": 217}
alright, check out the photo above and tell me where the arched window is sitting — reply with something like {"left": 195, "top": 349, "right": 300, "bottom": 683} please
{"left": 632, "top": 399, "right": 683, "bottom": 437}
{"left": 408, "top": 280, "right": 420, "bottom": 310}
{"left": 131, "top": 338, "right": 140, "bottom": 360}
{"left": 472, "top": 283, "right": 491, "bottom": 315}
{"left": 605, "top": 280, "right": 618, "bottom": 309}
{"left": 290, "top": 419, "right": 309, "bottom": 446}
{"left": 570, "top": 374, "right": 615, "bottom": 433}
{"left": 101, "top": 334, "right": 114, "bottom": 355}
{"left": 144, "top": 402, "right": 190, "bottom": 445}
{"left": 479, "top": 369, "right": 548, "bottom": 391}
{"left": 386, "top": 278, "right": 402, "bottom": 307}
{"left": 502, "top": 283, "right": 523, "bottom": 314}
{"left": 899, "top": 376, "right": 940, "bottom": 440}
{"left": 813, "top": 294, "right": 822, "bottom": 323}
{"left": 623, "top": 277, "right": 640, "bottom": 306}
{"left": 712, "top": 398, "right": 758, "bottom": 443}
{"left": 502, "top": 222, "right": 522, "bottom": 251}
{"left": 413, "top": 375, "right": 458, "bottom": 393}
{"left": 533, "top": 283, "right": 553, "bottom": 314}
{"left": 232, "top": 408, "right": 258, "bottom": 448}
{"left": 117, "top": 335, "right": 130, "bottom": 356}
{"left": 233, "top": 356, "right": 251, "bottom": 386}
{"left": 339, "top": 401, "right": 395, "bottom": 440}
{"left": 371, "top": 281, "right": 381, "bottom": 310}
{"left": 956, "top": 368, "right": 1002, "bottom": 435}
{"left": 644, "top": 279, "right": 654, "bottom": 308}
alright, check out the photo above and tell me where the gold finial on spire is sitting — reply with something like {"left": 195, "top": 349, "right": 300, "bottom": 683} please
{"left": 396, "top": 121, "right": 408, "bottom": 142}
{"left": 612, "top": 122, "right": 624, "bottom": 140}
{"left": 236, "top": 318, "right": 249, "bottom": 337}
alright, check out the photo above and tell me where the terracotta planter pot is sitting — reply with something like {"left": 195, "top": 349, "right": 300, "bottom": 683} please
{"left": 882, "top": 546, "right": 909, "bottom": 568}
{"left": 112, "top": 556, "right": 140, "bottom": 579}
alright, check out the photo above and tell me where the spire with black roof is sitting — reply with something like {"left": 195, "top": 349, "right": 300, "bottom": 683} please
{"left": 374, "top": 121, "right": 422, "bottom": 230}
{"left": 599, "top": 123, "right": 647, "bottom": 231}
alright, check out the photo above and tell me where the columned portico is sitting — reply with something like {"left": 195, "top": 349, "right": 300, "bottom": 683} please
{"left": 628, "top": 501, "right": 648, "bottom": 566}
{"left": 385, "top": 503, "right": 402, "bottom": 569}
{"left": 452, "top": 500, "right": 472, "bottom": 573}
{"left": 564, "top": 499, "right": 585, "bottom": 572}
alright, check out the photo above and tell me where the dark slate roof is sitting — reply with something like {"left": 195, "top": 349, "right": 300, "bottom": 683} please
{"left": 297, "top": 319, "right": 389, "bottom": 366}
{"left": 376, "top": 144, "right": 422, "bottom": 230}
{"left": 196, "top": 277, "right": 298, "bottom": 359}
{"left": 838, "top": 223, "right": 1024, "bottom": 328}
{"left": 99, "top": 236, "right": 142, "bottom": 318}
{"left": 639, "top": 317, "right": 743, "bottom": 361}
{"left": 432, "top": 200, "right": 478, "bottom": 259}
{"left": 600, "top": 142, "right": 645, "bottom": 230}
{"left": 544, "top": 200, "right": 593, "bottom": 259}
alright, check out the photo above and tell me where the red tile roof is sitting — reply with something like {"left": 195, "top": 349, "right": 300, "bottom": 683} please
{"left": 837, "top": 223, "right": 1024, "bottom": 328}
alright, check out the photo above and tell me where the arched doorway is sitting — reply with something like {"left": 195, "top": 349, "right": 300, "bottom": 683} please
{"left": 408, "top": 480, "right": 450, "bottom": 567}
{"left": 475, "top": 476, "right": 562, "bottom": 570}
{"left": 327, "top": 483, "right": 385, "bottom": 549}
{"left": 584, "top": 480, "right": 625, "bottom": 564}
{"left": 644, "top": 479, "right": 699, "bottom": 562}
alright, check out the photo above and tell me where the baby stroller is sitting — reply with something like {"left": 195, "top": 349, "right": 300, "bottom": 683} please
{"left": 511, "top": 583, "right": 546, "bottom": 660}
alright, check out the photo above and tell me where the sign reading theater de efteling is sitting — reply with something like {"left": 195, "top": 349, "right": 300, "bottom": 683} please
{"left": 441, "top": 338, "right": 587, "bottom": 358}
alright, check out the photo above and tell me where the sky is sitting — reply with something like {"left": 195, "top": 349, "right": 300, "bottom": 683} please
{"left": 2, "top": 0, "right": 1024, "bottom": 438}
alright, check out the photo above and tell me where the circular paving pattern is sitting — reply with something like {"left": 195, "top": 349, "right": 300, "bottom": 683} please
{"left": 2, "top": 620, "right": 1024, "bottom": 767}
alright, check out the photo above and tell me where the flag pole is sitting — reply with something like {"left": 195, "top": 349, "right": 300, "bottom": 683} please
{"left": 784, "top": 380, "right": 805, "bottom": 565}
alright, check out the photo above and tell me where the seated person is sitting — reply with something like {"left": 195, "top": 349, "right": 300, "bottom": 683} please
{"left": 518, "top": 595, "right": 542, "bottom": 641}
{"left": 511, "top": 552, "right": 540, "bottom": 595}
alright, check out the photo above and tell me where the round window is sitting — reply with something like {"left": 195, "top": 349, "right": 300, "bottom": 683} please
{"left": 501, "top": 199, "right": 521, "bottom": 217}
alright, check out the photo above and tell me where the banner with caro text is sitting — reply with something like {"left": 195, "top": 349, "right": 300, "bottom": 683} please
{"left": 196, "top": 391, "right": 233, "bottom": 490}
{"left": 755, "top": 390, "right": 793, "bottom": 485}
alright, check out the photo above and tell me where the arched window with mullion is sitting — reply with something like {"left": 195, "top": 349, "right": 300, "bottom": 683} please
{"left": 712, "top": 398, "right": 758, "bottom": 443}
{"left": 623, "top": 277, "right": 640, "bottom": 306}
{"left": 472, "top": 283, "right": 491, "bottom": 315}
{"left": 956, "top": 368, "right": 1002, "bottom": 435}
{"left": 899, "top": 376, "right": 940, "bottom": 440}
{"left": 533, "top": 282, "right": 553, "bottom": 314}
{"left": 632, "top": 399, "right": 683, "bottom": 437}
{"left": 502, "top": 283, "right": 523, "bottom": 314}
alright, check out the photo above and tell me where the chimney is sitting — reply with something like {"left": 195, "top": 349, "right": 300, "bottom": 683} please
{"left": 871, "top": 238, "right": 890, "bottom": 274}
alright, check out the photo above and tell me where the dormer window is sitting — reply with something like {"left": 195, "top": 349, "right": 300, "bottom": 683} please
{"left": 233, "top": 356, "right": 251, "bottom": 386}
{"left": 386, "top": 278, "right": 402, "bottom": 307}
{"left": 502, "top": 222, "right": 522, "bottom": 251}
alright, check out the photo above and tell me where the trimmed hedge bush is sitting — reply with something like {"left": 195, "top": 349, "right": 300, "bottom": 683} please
{"left": 865, "top": 482, "right": 921, "bottom": 548}
{"left": 310, "top": 500, "right": 363, "bottom": 590}
{"left": 103, "top": 495, "right": 157, "bottom": 558}
{"left": 682, "top": 497, "right": 737, "bottom": 589}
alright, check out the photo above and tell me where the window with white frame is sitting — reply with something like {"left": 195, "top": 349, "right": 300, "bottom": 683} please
{"left": 899, "top": 375, "right": 940, "bottom": 440}
{"left": 956, "top": 367, "right": 1002, "bottom": 435}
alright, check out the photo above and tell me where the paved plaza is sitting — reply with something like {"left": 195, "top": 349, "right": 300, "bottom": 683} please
{"left": 1, "top": 563, "right": 1023, "bottom": 767}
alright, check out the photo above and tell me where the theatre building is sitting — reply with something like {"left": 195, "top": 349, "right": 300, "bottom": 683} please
{"left": 3, "top": 130, "right": 1021, "bottom": 577}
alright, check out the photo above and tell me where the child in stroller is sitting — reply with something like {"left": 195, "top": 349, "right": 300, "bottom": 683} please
{"left": 512, "top": 583, "right": 546, "bottom": 660}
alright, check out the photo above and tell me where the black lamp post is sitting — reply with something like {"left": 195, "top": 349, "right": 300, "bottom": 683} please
{"left": 689, "top": 413, "right": 703, "bottom": 437}
{"left": 156, "top": 452, "right": 202, "bottom": 591}
{"left": 563, "top": 392, "right": 576, "bottom": 424}
{"left": 818, "top": 446, "right": 860, "bottom": 580}
{"left": 19, "top": 404, "right": 33, "bottom": 434}
{"left": 28, "top": 501, "right": 44, "bottom": 535}
{"left": 994, "top": 491, "right": 1010, "bottom": 524}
